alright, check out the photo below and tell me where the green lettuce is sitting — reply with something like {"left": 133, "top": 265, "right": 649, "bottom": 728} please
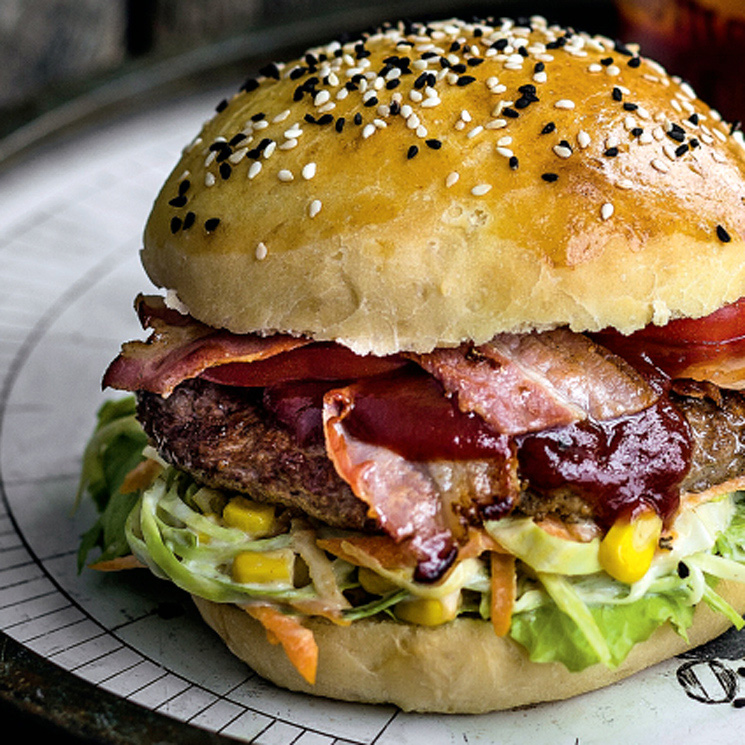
{"left": 75, "top": 396, "right": 148, "bottom": 571}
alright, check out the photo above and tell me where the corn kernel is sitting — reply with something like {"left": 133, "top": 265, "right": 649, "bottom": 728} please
{"left": 394, "top": 591, "right": 461, "bottom": 626}
{"left": 358, "top": 567, "right": 399, "bottom": 595}
{"left": 598, "top": 510, "right": 663, "bottom": 584}
{"left": 232, "top": 549, "right": 294, "bottom": 585}
{"left": 223, "top": 497, "right": 276, "bottom": 537}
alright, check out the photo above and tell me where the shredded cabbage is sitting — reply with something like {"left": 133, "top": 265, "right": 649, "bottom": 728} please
{"left": 77, "top": 396, "right": 745, "bottom": 673}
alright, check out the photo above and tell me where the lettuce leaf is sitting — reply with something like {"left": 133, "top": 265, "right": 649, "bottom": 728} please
{"left": 75, "top": 396, "right": 148, "bottom": 571}
{"left": 510, "top": 589, "right": 694, "bottom": 671}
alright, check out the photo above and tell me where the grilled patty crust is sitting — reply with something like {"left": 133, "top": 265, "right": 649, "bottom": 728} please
{"left": 136, "top": 377, "right": 745, "bottom": 531}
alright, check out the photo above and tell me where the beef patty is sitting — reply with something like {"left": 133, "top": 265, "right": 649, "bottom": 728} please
{"left": 136, "top": 378, "right": 745, "bottom": 531}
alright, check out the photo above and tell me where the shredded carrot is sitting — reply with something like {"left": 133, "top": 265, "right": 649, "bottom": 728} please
{"left": 89, "top": 555, "right": 145, "bottom": 572}
{"left": 120, "top": 458, "right": 163, "bottom": 494}
{"left": 316, "top": 534, "right": 418, "bottom": 570}
{"left": 244, "top": 604, "right": 318, "bottom": 685}
{"left": 489, "top": 552, "right": 516, "bottom": 637}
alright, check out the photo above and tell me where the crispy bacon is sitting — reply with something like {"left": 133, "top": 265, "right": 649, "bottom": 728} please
{"left": 322, "top": 380, "right": 517, "bottom": 582}
{"left": 411, "top": 328, "right": 659, "bottom": 436}
{"left": 102, "top": 295, "right": 310, "bottom": 396}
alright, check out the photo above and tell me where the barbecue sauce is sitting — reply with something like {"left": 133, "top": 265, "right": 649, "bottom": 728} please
{"left": 264, "top": 371, "right": 693, "bottom": 532}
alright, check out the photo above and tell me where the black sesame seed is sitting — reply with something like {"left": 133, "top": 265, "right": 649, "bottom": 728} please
{"left": 623, "top": 102, "right": 638, "bottom": 112}
{"left": 168, "top": 195, "right": 188, "bottom": 208}
{"left": 614, "top": 40, "right": 634, "bottom": 56}
{"left": 317, "top": 113, "right": 334, "bottom": 125}
{"left": 229, "top": 134, "right": 246, "bottom": 148}
{"left": 519, "top": 83, "right": 537, "bottom": 96}
{"left": 628, "top": 56, "right": 641, "bottom": 68}
{"left": 541, "top": 122, "right": 556, "bottom": 135}
{"left": 612, "top": 87, "right": 623, "bottom": 102}
{"left": 304, "top": 113, "right": 317, "bottom": 124}
{"left": 542, "top": 172, "right": 559, "bottom": 182}
{"left": 731, "top": 120, "right": 743, "bottom": 135}
{"left": 215, "top": 99, "right": 229, "bottom": 113}
{"left": 170, "top": 216, "right": 182, "bottom": 234}
{"left": 451, "top": 63, "right": 467, "bottom": 74}
{"left": 601, "top": 56, "right": 614, "bottom": 66}
{"left": 389, "top": 101, "right": 400, "bottom": 116}
{"left": 631, "top": 127, "right": 644, "bottom": 137}
{"left": 675, "top": 143, "right": 689, "bottom": 157}
{"left": 457, "top": 75, "right": 477, "bottom": 87}
{"left": 558, "top": 139, "right": 572, "bottom": 151}
{"left": 354, "top": 112, "right": 363, "bottom": 126}
{"left": 467, "top": 57, "right": 485, "bottom": 66}
{"left": 258, "top": 137, "right": 272, "bottom": 151}
{"left": 386, "top": 78, "right": 401, "bottom": 90}
{"left": 502, "top": 107, "right": 519, "bottom": 118}
{"left": 219, "top": 162, "right": 232, "bottom": 180}
{"left": 335, "top": 117, "right": 345, "bottom": 133}
{"left": 717, "top": 224, "right": 732, "bottom": 243}
{"left": 509, "top": 155, "right": 519, "bottom": 170}
{"left": 518, "top": 46, "right": 529, "bottom": 58}
{"left": 364, "top": 96, "right": 378, "bottom": 107}
{"left": 515, "top": 95, "right": 535, "bottom": 110}
{"left": 534, "top": 61, "right": 545, "bottom": 73}
{"left": 688, "top": 113, "right": 700, "bottom": 125}
{"left": 345, "top": 81, "right": 358, "bottom": 92}
{"left": 407, "top": 144, "right": 419, "bottom": 159}
{"left": 251, "top": 112, "right": 266, "bottom": 122}
{"left": 205, "top": 218, "right": 220, "bottom": 232}
{"left": 178, "top": 179, "right": 191, "bottom": 196}
{"left": 241, "top": 78, "right": 260, "bottom": 93}
{"left": 668, "top": 123, "right": 686, "bottom": 142}
{"left": 426, "top": 138, "right": 442, "bottom": 149}
{"left": 450, "top": 41, "right": 461, "bottom": 52}
{"left": 690, "top": 137, "right": 700, "bottom": 148}
{"left": 604, "top": 147, "right": 619, "bottom": 157}
{"left": 293, "top": 87, "right": 305, "bottom": 102}
{"left": 183, "top": 211, "right": 196, "bottom": 230}
{"left": 421, "top": 51, "right": 439, "bottom": 59}
{"left": 677, "top": 562, "right": 690, "bottom": 578}
{"left": 289, "top": 66, "right": 307, "bottom": 80}
{"left": 492, "top": 38, "right": 509, "bottom": 51}
{"left": 259, "top": 62, "right": 280, "bottom": 80}
{"left": 414, "top": 72, "right": 428, "bottom": 89}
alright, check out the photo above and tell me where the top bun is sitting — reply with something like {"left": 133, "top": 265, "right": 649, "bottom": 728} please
{"left": 142, "top": 16, "right": 745, "bottom": 356}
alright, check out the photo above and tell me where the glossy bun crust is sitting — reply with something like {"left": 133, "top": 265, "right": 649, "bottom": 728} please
{"left": 194, "top": 579, "right": 745, "bottom": 713}
{"left": 142, "top": 17, "right": 745, "bottom": 355}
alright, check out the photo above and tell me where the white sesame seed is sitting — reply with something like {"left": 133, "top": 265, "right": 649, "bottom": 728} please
{"left": 711, "top": 151, "right": 727, "bottom": 164}
{"left": 421, "top": 97, "right": 441, "bottom": 108}
{"left": 601, "top": 202, "right": 614, "bottom": 221}
{"left": 279, "top": 139, "right": 298, "bottom": 150}
{"left": 663, "top": 143, "right": 677, "bottom": 160}
{"left": 229, "top": 148, "right": 248, "bottom": 164}
{"left": 577, "top": 130, "right": 591, "bottom": 149}
{"left": 409, "top": 89, "right": 423, "bottom": 102}
{"left": 624, "top": 115, "right": 637, "bottom": 131}
{"left": 555, "top": 99, "right": 576, "bottom": 110}
{"left": 309, "top": 199, "right": 322, "bottom": 218}
{"left": 454, "top": 121, "right": 466, "bottom": 131}
{"left": 606, "top": 65, "right": 621, "bottom": 76}
{"left": 204, "top": 150, "right": 217, "bottom": 167}
{"left": 318, "top": 102, "right": 336, "bottom": 113}
{"left": 302, "top": 162, "right": 317, "bottom": 180}
{"left": 248, "top": 161, "right": 262, "bottom": 179}
{"left": 553, "top": 144, "right": 573, "bottom": 159}
{"left": 606, "top": 134, "right": 620, "bottom": 149}
{"left": 256, "top": 242, "right": 267, "bottom": 260}
{"left": 651, "top": 158, "right": 669, "bottom": 173}
{"left": 714, "top": 128, "right": 727, "bottom": 142}
{"left": 460, "top": 109, "right": 472, "bottom": 122}
{"left": 533, "top": 71, "right": 548, "bottom": 83}
{"left": 467, "top": 125, "right": 484, "bottom": 139}
{"left": 263, "top": 141, "right": 277, "bottom": 158}
{"left": 497, "top": 135, "right": 513, "bottom": 147}
{"left": 472, "top": 184, "right": 492, "bottom": 196}
{"left": 205, "top": 172, "right": 216, "bottom": 187}
{"left": 253, "top": 119, "right": 269, "bottom": 130}
{"left": 446, "top": 171, "right": 460, "bottom": 188}
{"left": 336, "top": 87, "right": 349, "bottom": 101}
{"left": 496, "top": 147, "right": 514, "bottom": 158}
{"left": 362, "top": 123, "right": 376, "bottom": 139}
{"left": 617, "top": 178, "right": 634, "bottom": 190}
{"left": 400, "top": 104, "right": 413, "bottom": 118}
{"left": 639, "top": 132, "right": 654, "bottom": 145}
{"left": 272, "top": 109, "right": 291, "bottom": 123}
{"left": 278, "top": 169, "right": 294, "bottom": 182}
{"left": 652, "top": 126, "right": 665, "bottom": 141}
{"left": 588, "top": 63, "right": 603, "bottom": 73}
{"left": 486, "top": 118, "right": 508, "bottom": 130}
{"left": 416, "top": 124, "right": 428, "bottom": 138}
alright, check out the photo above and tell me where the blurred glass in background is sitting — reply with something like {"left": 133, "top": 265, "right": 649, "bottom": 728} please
{"left": 615, "top": 0, "right": 745, "bottom": 123}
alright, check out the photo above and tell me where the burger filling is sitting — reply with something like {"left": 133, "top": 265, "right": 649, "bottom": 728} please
{"left": 77, "top": 295, "right": 745, "bottom": 683}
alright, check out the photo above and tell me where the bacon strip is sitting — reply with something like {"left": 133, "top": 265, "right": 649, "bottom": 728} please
{"left": 322, "top": 382, "right": 517, "bottom": 582}
{"left": 412, "top": 328, "right": 658, "bottom": 435}
{"left": 103, "top": 295, "right": 309, "bottom": 396}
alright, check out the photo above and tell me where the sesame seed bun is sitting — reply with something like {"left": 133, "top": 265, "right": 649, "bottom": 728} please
{"left": 142, "top": 17, "right": 745, "bottom": 356}
{"left": 192, "top": 576, "right": 745, "bottom": 713}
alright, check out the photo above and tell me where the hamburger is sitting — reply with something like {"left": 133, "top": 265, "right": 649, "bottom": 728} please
{"left": 77, "top": 15, "right": 745, "bottom": 714}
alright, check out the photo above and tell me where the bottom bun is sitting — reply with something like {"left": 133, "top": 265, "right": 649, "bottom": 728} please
{"left": 192, "top": 584, "right": 745, "bottom": 714}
